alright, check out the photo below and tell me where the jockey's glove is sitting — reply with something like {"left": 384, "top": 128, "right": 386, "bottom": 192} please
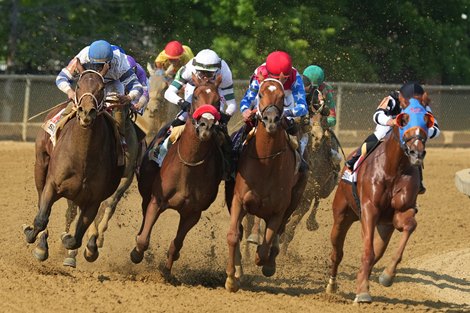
{"left": 177, "top": 99, "right": 191, "bottom": 112}
{"left": 219, "top": 112, "right": 231, "bottom": 125}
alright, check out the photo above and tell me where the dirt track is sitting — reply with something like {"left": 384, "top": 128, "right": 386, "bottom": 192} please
{"left": 1, "top": 142, "right": 469, "bottom": 313}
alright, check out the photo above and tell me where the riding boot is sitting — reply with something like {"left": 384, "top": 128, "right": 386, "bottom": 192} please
{"left": 114, "top": 107, "right": 126, "bottom": 136}
{"left": 345, "top": 149, "right": 360, "bottom": 171}
{"left": 418, "top": 166, "right": 426, "bottom": 194}
{"left": 151, "top": 118, "right": 185, "bottom": 160}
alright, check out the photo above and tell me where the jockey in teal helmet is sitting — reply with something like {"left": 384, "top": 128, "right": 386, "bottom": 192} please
{"left": 302, "top": 65, "right": 336, "bottom": 128}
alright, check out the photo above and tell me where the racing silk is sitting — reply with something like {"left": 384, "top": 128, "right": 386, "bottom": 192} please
{"left": 164, "top": 58, "right": 237, "bottom": 116}
{"left": 373, "top": 94, "right": 440, "bottom": 139}
{"left": 126, "top": 62, "right": 149, "bottom": 114}
{"left": 56, "top": 46, "right": 143, "bottom": 101}
{"left": 240, "top": 64, "right": 307, "bottom": 117}
{"left": 306, "top": 82, "right": 336, "bottom": 127}
{"left": 154, "top": 45, "right": 194, "bottom": 73}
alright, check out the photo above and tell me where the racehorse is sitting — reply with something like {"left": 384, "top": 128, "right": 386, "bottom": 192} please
{"left": 62, "top": 90, "right": 140, "bottom": 267}
{"left": 225, "top": 78, "right": 308, "bottom": 292}
{"left": 23, "top": 62, "right": 124, "bottom": 262}
{"left": 129, "top": 74, "right": 224, "bottom": 276}
{"left": 280, "top": 100, "right": 341, "bottom": 253}
{"left": 326, "top": 98, "right": 435, "bottom": 303}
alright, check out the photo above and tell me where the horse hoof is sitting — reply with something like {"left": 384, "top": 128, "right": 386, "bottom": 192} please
{"left": 354, "top": 293, "right": 372, "bottom": 303}
{"left": 23, "top": 225, "right": 36, "bottom": 244}
{"left": 262, "top": 265, "right": 276, "bottom": 277}
{"left": 61, "top": 233, "right": 77, "bottom": 250}
{"left": 130, "top": 247, "right": 144, "bottom": 264}
{"left": 84, "top": 248, "right": 99, "bottom": 263}
{"left": 225, "top": 276, "right": 240, "bottom": 293}
{"left": 63, "top": 257, "right": 77, "bottom": 268}
{"left": 33, "top": 247, "right": 48, "bottom": 262}
{"left": 379, "top": 270, "right": 395, "bottom": 287}
{"left": 306, "top": 220, "right": 319, "bottom": 231}
{"left": 326, "top": 282, "right": 338, "bottom": 294}
{"left": 247, "top": 234, "right": 262, "bottom": 245}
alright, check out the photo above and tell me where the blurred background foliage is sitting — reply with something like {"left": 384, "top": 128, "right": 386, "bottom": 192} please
{"left": 0, "top": 0, "right": 469, "bottom": 84}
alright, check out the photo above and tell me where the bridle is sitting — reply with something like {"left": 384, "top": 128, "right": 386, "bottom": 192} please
{"left": 75, "top": 70, "right": 106, "bottom": 112}
{"left": 256, "top": 78, "right": 286, "bottom": 123}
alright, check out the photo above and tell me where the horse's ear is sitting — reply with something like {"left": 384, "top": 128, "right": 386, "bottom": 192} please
{"left": 100, "top": 62, "right": 110, "bottom": 77}
{"left": 257, "top": 71, "right": 265, "bottom": 83}
{"left": 424, "top": 112, "right": 435, "bottom": 128}
{"left": 76, "top": 58, "right": 85, "bottom": 74}
{"left": 279, "top": 72, "right": 286, "bottom": 82}
{"left": 192, "top": 72, "right": 201, "bottom": 87}
{"left": 215, "top": 74, "right": 222, "bottom": 88}
{"left": 395, "top": 113, "right": 409, "bottom": 128}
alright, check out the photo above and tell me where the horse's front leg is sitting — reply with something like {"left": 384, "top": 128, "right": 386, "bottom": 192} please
{"left": 225, "top": 196, "right": 245, "bottom": 292}
{"left": 165, "top": 210, "right": 202, "bottom": 277}
{"left": 23, "top": 182, "right": 59, "bottom": 261}
{"left": 355, "top": 204, "right": 379, "bottom": 303}
{"left": 63, "top": 200, "right": 79, "bottom": 268}
{"left": 130, "top": 194, "right": 163, "bottom": 264}
{"left": 256, "top": 214, "right": 283, "bottom": 277}
{"left": 379, "top": 208, "right": 417, "bottom": 287}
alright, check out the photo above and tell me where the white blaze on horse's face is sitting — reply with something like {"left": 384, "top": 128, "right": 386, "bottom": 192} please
{"left": 205, "top": 88, "right": 212, "bottom": 94}
{"left": 268, "top": 85, "right": 277, "bottom": 92}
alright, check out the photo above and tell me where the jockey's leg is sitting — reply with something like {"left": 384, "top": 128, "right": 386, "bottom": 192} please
{"left": 345, "top": 133, "right": 379, "bottom": 170}
{"left": 106, "top": 81, "right": 126, "bottom": 135}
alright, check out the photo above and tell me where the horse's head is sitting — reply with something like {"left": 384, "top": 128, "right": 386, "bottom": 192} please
{"left": 309, "top": 99, "right": 330, "bottom": 148}
{"left": 257, "top": 78, "right": 285, "bottom": 134}
{"left": 396, "top": 98, "right": 435, "bottom": 166}
{"left": 189, "top": 73, "right": 222, "bottom": 141}
{"left": 75, "top": 61, "right": 108, "bottom": 128}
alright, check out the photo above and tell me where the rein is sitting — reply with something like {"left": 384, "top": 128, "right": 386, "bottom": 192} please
{"left": 75, "top": 70, "right": 106, "bottom": 111}
{"left": 248, "top": 147, "right": 286, "bottom": 160}
{"left": 176, "top": 135, "right": 212, "bottom": 167}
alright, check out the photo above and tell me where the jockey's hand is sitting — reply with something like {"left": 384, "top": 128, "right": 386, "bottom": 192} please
{"left": 242, "top": 109, "right": 254, "bottom": 122}
{"left": 177, "top": 99, "right": 191, "bottom": 112}
{"left": 219, "top": 112, "right": 231, "bottom": 125}
{"left": 387, "top": 118, "right": 396, "bottom": 127}
{"left": 66, "top": 89, "right": 75, "bottom": 101}
{"left": 118, "top": 94, "right": 132, "bottom": 105}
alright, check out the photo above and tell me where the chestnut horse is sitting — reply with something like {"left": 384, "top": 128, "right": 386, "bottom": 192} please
{"left": 130, "top": 74, "right": 224, "bottom": 275}
{"left": 326, "top": 98, "right": 435, "bottom": 303}
{"left": 23, "top": 63, "right": 124, "bottom": 262}
{"left": 225, "top": 78, "right": 308, "bottom": 292}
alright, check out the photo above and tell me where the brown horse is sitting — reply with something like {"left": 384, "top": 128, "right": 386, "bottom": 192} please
{"left": 326, "top": 98, "right": 435, "bottom": 303}
{"left": 280, "top": 101, "right": 341, "bottom": 252}
{"left": 62, "top": 91, "right": 140, "bottom": 268}
{"left": 129, "top": 74, "right": 224, "bottom": 275}
{"left": 225, "top": 78, "right": 308, "bottom": 292}
{"left": 23, "top": 62, "right": 124, "bottom": 262}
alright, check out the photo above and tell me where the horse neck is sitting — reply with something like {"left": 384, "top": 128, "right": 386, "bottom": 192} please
{"left": 65, "top": 116, "right": 109, "bottom": 159}
{"left": 382, "top": 126, "right": 410, "bottom": 172}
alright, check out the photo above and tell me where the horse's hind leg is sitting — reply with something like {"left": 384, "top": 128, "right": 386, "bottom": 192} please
{"left": 257, "top": 215, "right": 283, "bottom": 277}
{"left": 379, "top": 208, "right": 417, "bottom": 287}
{"left": 63, "top": 200, "right": 79, "bottom": 267}
{"left": 61, "top": 203, "right": 100, "bottom": 252}
{"left": 373, "top": 224, "right": 394, "bottom": 265}
{"left": 306, "top": 197, "right": 320, "bottom": 231}
{"left": 165, "top": 211, "right": 203, "bottom": 276}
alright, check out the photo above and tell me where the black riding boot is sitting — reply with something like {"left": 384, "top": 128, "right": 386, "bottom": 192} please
{"left": 345, "top": 133, "right": 379, "bottom": 170}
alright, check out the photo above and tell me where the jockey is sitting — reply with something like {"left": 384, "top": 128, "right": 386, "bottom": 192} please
{"left": 164, "top": 48, "right": 236, "bottom": 126}
{"left": 153, "top": 40, "right": 194, "bottom": 81}
{"left": 125, "top": 55, "right": 149, "bottom": 115}
{"left": 302, "top": 65, "right": 342, "bottom": 165}
{"left": 344, "top": 82, "right": 440, "bottom": 194}
{"left": 162, "top": 49, "right": 236, "bottom": 180}
{"left": 236, "top": 51, "right": 308, "bottom": 168}
{"left": 56, "top": 40, "right": 143, "bottom": 121}
{"left": 240, "top": 51, "right": 308, "bottom": 125}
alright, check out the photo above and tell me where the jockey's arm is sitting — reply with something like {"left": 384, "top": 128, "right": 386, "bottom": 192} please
{"left": 426, "top": 106, "right": 441, "bottom": 139}
{"left": 323, "top": 84, "right": 337, "bottom": 127}
{"left": 290, "top": 73, "right": 308, "bottom": 117}
{"left": 240, "top": 79, "right": 260, "bottom": 121}
{"left": 120, "top": 69, "right": 143, "bottom": 102}
{"left": 373, "top": 96, "right": 395, "bottom": 126}
{"left": 56, "top": 57, "right": 80, "bottom": 99}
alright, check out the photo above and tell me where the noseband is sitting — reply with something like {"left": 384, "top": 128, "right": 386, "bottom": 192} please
{"left": 400, "top": 129, "right": 427, "bottom": 158}
{"left": 75, "top": 70, "right": 105, "bottom": 111}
